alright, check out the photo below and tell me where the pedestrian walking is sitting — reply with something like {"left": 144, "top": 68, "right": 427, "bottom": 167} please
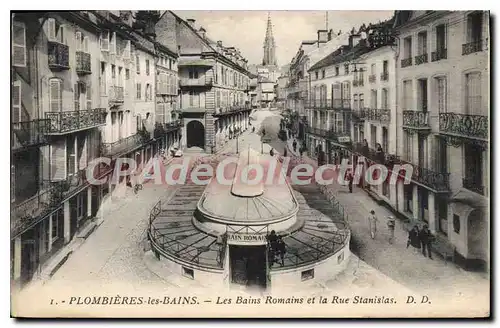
{"left": 387, "top": 216, "right": 396, "bottom": 244}
{"left": 368, "top": 210, "right": 378, "bottom": 239}
{"left": 419, "top": 224, "right": 434, "bottom": 259}
{"left": 347, "top": 172, "right": 353, "bottom": 193}
{"left": 407, "top": 225, "right": 421, "bottom": 252}
{"left": 292, "top": 139, "right": 297, "bottom": 153}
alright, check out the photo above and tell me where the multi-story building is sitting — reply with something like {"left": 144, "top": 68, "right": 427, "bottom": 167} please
{"left": 393, "top": 10, "right": 489, "bottom": 270}
{"left": 155, "top": 12, "right": 253, "bottom": 153}
{"left": 257, "top": 76, "right": 276, "bottom": 108}
{"left": 11, "top": 12, "right": 105, "bottom": 288}
{"left": 275, "top": 74, "right": 289, "bottom": 109}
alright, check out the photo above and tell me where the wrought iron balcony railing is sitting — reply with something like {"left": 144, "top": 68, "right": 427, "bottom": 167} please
{"left": 463, "top": 176, "right": 485, "bottom": 195}
{"left": 380, "top": 72, "right": 389, "bottom": 81}
{"left": 401, "top": 57, "right": 412, "bottom": 68}
{"left": 366, "top": 108, "right": 391, "bottom": 123}
{"left": 369, "top": 74, "right": 376, "bottom": 83}
{"left": 12, "top": 119, "right": 50, "bottom": 150}
{"left": 353, "top": 79, "right": 364, "bottom": 87}
{"left": 179, "top": 77, "right": 213, "bottom": 87}
{"left": 415, "top": 53, "right": 428, "bottom": 65}
{"left": 438, "top": 112, "right": 488, "bottom": 140}
{"left": 76, "top": 51, "right": 91, "bottom": 74}
{"left": 45, "top": 108, "right": 106, "bottom": 134}
{"left": 109, "top": 86, "right": 124, "bottom": 104}
{"left": 153, "top": 120, "right": 183, "bottom": 138}
{"left": 462, "top": 40, "right": 483, "bottom": 55}
{"left": 431, "top": 48, "right": 447, "bottom": 62}
{"left": 402, "top": 110, "right": 430, "bottom": 130}
{"left": 352, "top": 108, "right": 367, "bottom": 120}
{"left": 101, "top": 130, "right": 151, "bottom": 158}
{"left": 307, "top": 126, "right": 351, "bottom": 143}
{"left": 48, "top": 41, "right": 70, "bottom": 70}
{"left": 213, "top": 104, "right": 252, "bottom": 116}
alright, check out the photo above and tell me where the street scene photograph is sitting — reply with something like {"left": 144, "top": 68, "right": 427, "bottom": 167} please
{"left": 10, "top": 9, "right": 490, "bottom": 318}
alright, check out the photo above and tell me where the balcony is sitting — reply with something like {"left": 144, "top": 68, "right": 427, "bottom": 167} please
{"left": 101, "top": 131, "right": 150, "bottom": 158}
{"left": 213, "top": 104, "right": 252, "bottom": 117}
{"left": 415, "top": 53, "right": 428, "bottom": 65}
{"left": 463, "top": 177, "right": 485, "bottom": 195}
{"left": 431, "top": 48, "right": 447, "bottom": 62}
{"left": 48, "top": 41, "right": 70, "bottom": 70}
{"left": 402, "top": 110, "right": 430, "bottom": 131}
{"left": 307, "top": 126, "right": 351, "bottom": 144}
{"left": 352, "top": 108, "right": 367, "bottom": 121}
{"left": 76, "top": 51, "right": 91, "bottom": 75}
{"left": 12, "top": 119, "right": 50, "bottom": 150}
{"left": 109, "top": 86, "right": 124, "bottom": 105}
{"left": 332, "top": 99, "right": 351, "bottom": 111}
{"left": 179, "top": 77, "right": 213, "bottom": 88}
{"left": 438, "top": 113, "right": 488, "bottom": 140}
{"left": 11, "top": 182, "right": 65, "bottom": 236}
{"left": 380, "top": 72, "right": 389, "bottom": 81}
{"left": 401, "top": 57, "right": 412, "bottom": 68}
{"left": 353, "top": 79, "right": 364, "bottom": 87}
{"left": 45, "top": 108, "right": 106, "bottom": 135}
{"left": 462, "top": 40, "right": 483, "bottom": 55}
{"left": 369, "top": 74, "right": 376, "bottom": 83}
{"left": 366, "top": 108, "right": 391, "bottom": 123}
{"left": 153, "top": 120, "right": 183, "bottom": 138}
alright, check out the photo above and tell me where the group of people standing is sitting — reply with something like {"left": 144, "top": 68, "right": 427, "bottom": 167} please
{"left": 367, "top": 210, "right": 434, "bottom": 259}
{"left": 267, "top": 230, "right": 286, "bottom": 267}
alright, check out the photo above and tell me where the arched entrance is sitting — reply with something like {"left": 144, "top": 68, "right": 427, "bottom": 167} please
{"left": 186, "top": 120, "right": 205, "bottom": 149}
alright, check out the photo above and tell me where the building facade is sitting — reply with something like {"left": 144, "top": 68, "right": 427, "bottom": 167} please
{"left": 393, "top": 10, "right": 489, "bottom": 270}
{"left": 155, "top": 12, "right": 253, "bottom": 153}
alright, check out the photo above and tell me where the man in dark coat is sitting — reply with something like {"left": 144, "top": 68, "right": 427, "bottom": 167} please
{"left": 419, "top": 224, "right": 433, "bottom": 259}
{"left": 407, "top": 225, "right": 421, "bottom": 250}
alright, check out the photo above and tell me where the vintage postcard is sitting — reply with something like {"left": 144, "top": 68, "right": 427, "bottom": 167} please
{"left": 10, "top": 10, "right": 490, "bottom": 318}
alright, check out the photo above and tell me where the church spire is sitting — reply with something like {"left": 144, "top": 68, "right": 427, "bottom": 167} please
{"left": 262, "top": 12, "right": 277, "bottom": 66}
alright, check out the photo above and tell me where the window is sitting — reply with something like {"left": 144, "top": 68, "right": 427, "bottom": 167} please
{"left": 417, "top": 78, "right": 428, "bottom": 111}
{"left": 464, "top": 143, "right": 483, "bottom": 193}
{"left": 136, "top": 83, "right": 141, "bottom": 99}
{"left": 86, "top": 83, "right": 92, "bottom": 109}
{"left": 453, "top": 214, "right": 460, "bottom": 234}
{"left": 188, "top": 69, "right": 199, "bottom": 79}
{"left": 76, "top": 191, "right": 87, "bottom": 219}
{"left": 371, "top": 63, "right": 376, "bottom": 75}
{"left": 100, "top": 62, "right": 107, "bottom": 95}
{"left": 353, "top": 94, "right": 358, "bottom": 110}
{"left": 146, "top": 59, "right": 150, "bottom": 75}
{"left": 435, "top": 24, "right": 447, "bottom": 51}
{"left": 383, "top": 60, "right": 389, "bottom": 75}
{"left": 125, "top": 69, "right": 130, "bottom": 80}
{"left": 465, "top": 72, "right": 481, "bottom": 115}
{"left": 47, "top": 19, "right": 65, "bottom": 44}
{"left": 100, "top": 30, "right": 110, "bottom": 51}
{"left": 12, "top": 21, "right": 26, "bottom": 67}
{"left": 75, "top": 32, "right": 82, "bottom": 51}
{"left": 404, "top": 184, "right": 413, "bottom": 213}
{"left": 359, "top": 93, "right": 364, "bottom": 109}
{"left": 49, "top": 79, "right": 62, "bottom": 112}
{"left": 322, "top": 70, "right": 325, "bottom": 79}
{"left": 118, "top": 67, "right": 123, "bottom": 87}
{"left": 216, "top": 90, "right": 221, "bottom": 107}
{"left": 404, "top": 131, "right": 412, "bottom": 162}
{"left": 403, "top": 80, "right": 412, "bottom": 109}
{"left": 74, "top": 83, "right": 80, "bottom": 111}
{"left": 111, "top": 64, "right": 116, "bottom": 79}
{"left": 370, "top": 89, "right": 378, "bottom": 109}
{"left": 110, "top": 32, "right": 117, "bottom": 54}
{"left": 301, "top": 269, "right": 314, "bottom": 281}
{"left": 335, "top": 66, "right": 339, "bottom": 76}
{"left": 12, "top": 81, "right": 21, "bottom": 123}
{"left": 381, "top": 88, "right": 389, "bottom": 109}
{"left": 189, "top": 91, "right": 195, "bottom": 107}
{"left": 136, "top": 54, "right": 140, "bottom": 74}
{"left": 123, "top": 40, "right": 131, "bottom": 59}
{"left": 169, "top": 59, "right": 172, "bottom": 70}
{"left": 344, "top": 64, "right": 349, "bottom": 75}
{"left": 51, "top": 214, "right": 59, "bottom": 242}
{"left": 435, "top": 76, "right": 447, "bottom": 113}
{"left": 315, "top": 71, "right": 318, "bottom": 80}
{"left": 417, "top": 31, "right": 428, "bottom": 55}
{"left": 145, "top": 84, "right": 151, "bottom": 101}
{"left": 404, "top": 36, "right": 412, "bottom": 58}
{"left": 466, "top": 11, "right": 483, "bottom": 44}
{"left": 67, "top": 135, "right": 77, "bottom": 177}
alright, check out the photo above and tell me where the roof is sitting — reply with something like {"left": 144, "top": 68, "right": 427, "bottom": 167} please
{"left": 309, "top": 43, "right": 371, "bottom": 71}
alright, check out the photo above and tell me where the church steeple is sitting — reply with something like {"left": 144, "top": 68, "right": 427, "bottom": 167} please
{"left": 262, "top": 12, "right": 277, "bottom": 66}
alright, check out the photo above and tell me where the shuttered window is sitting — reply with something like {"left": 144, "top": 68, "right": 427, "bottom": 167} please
{"left": 67, "top": 135, "right": 76, "bottom": 176}
{"left": 50, "top": 79, "right": 62, "bottom": 112}
{"left": 83, "top": 36, "right": 89, "bottom": 53}
{"left": 156, "top": 102, "right": 165, "bottom": 124}
{"left": 100, "top": 30, "right": 109, "bottom": 51}
{"left": 110, "top": 32, "right": 117, "bottom": 54}
{"left": 48, "top": 18, "right": 56, "bottom": 41}
{"left": 465, "top": 72, "right": 481, "bottom": 115}
{"left": 86, "top": 82, "right": 92, "bottom": 109}
{"left": 74, "top": 83, "right": 80, "bottom": 111}
{"left": 75, "top": 31, "right": 82, "bottom": 51}
{"left": 12, "top": 21, "right": 26, "bottom": 67}
{"left": 436, "top": 76, "right": 447, "bottom": 113}
{"left": 136, "top": 83, "right": 141, "bottom": 99}
{"left": 51, "top": 138, "right": 67, "bottom": 181}
{"left": 136, "top": 54, "right": 140, "bottom": 74}
{"left": 12, "top": 81, "right": 21, "bottom": 123}
{"left": 77, "top": 134, "right": 87, "bottom": 170}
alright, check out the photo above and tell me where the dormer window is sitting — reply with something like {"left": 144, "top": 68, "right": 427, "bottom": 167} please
{"left": 47, "top": 18, "right": 65, "bottom": 44}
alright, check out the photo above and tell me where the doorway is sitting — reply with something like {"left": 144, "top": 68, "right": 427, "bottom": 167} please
{"left": 229, "top": 245, "right": 267, "bottom": 290}
{"left": 186, "top": 120, "right": 205, "bottom": 148}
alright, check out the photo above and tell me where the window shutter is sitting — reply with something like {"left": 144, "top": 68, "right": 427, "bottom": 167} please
{"left": 78, "top": 134, "right": 87, "bottom": 170}
{"left": 110, "top": 32, "right": 117, "bottom": 54}
{"left": 74, "top": 83, "right": 80, "bottom": 111}
{"left": 50, "top": 80, "right": 61, "bottom": 112}
{"left": 86, "top": 82, "right": 92, "bottom": 109}
{"left": 48, "top": 18, "right": 56, "bottom": 41}
{"left": 58, "top": 25, "right": 65, "bottom": 44}
{"left": 51, "top": 138, "right": 67, "bottom": 181}
{"left": 11, "top": 165, "right": 15, "bottom": 203}
{"left": 75, "top": 32, "right": 82, "bottom": 51}
{"left": 136, "top": 54, "right": 140, "bottom": 74}
{"left": 156, "top": 102, "right": 165, "bottom": 124}
{"left": 12, "top": 22, "right": 26, "bottom": 67}
{"left": 12, "top": 83, "right": 21, "bottom": 123}
{"left": 83, "top": 36, "right": 89, "bottom": 53}
{"left": 100, "top": 31, "right": 109, "bottom": 51}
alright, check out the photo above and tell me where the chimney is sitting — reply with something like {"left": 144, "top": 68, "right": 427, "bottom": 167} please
{"left": 198, "top": 27, "right": 206, "bottom": 39}
{"left": 317, "top": 29, "right": 328, "bottom": 43}
{"left": 187, "top": 19, "right": 196, "bottom": 27}
{"left": 217, "top": 40, "right": 223, "bottom": 47}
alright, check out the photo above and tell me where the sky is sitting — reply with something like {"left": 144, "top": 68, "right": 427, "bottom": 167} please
{"left": 174, "top": 11, "right": 395, "bottom": 68}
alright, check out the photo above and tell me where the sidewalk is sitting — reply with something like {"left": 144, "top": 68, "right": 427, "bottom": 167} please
{"left": 284, "top": 138, "right": 488, "bottom": 301}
